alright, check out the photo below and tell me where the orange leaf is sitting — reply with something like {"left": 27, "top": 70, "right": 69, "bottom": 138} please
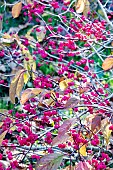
{"left": 102, "top": 57, "right": 113, "bottom": 71}
{"left": 12, "top": 1, "right": 22, "bottom": 18}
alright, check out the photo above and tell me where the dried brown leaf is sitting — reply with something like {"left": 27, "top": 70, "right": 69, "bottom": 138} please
{"left": 12, "top": 1, "right": 22, "bottom": 18}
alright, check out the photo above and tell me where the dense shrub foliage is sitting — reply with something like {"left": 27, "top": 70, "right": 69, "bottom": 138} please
{"left": 0, "top": 0, "right": 113, "bottom": 169}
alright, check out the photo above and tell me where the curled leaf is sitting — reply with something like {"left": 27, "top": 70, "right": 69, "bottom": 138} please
{"left": 102, "top": 56, "right": 113, "bottom": 71}
{"left": 12, "top": 1, "right": 22, "bottom": 18}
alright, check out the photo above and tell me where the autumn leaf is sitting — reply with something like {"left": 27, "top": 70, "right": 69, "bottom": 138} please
{"left": 102, "top": 56, "right": 113, "bottom": 71}
{"left": 59, "top": 79, "right": 72, "bottom": 91}
{"left": 91, "top": 115, "right": 101, "bottom": 132}
{"left": 0, "top": 131, "right": 7, "bottom": 146}
{"left": 9, "top": 69, "right": 25, "bottom": 103}
{"left": 101, "top": 118, "right": 112, "bottom": 144}
{"left": 83, "top": 0, "right": 90, "bottom": 17}
{"left": 85, "top": 114, "right": 101, "bottom": 134}
{"left": 63, "top": 166, "right": 75, "bottom": 170}
{"left": 79, "top": 144, "right": 87, "bottom": 156}
{"left": 52, "top": 133, "right": 70, "bottom": 146}
{"left": 20, "top": 44, "right": 36, "bottom": 82}
{"left": 36, "top": 26, "right": 46, "bottom": 42}
{"left": 23, "top": 72, "right": 30, "bottom": 84}
{"left": 16, "top": 72, "right": 24, "bottom": 98}
{"left": 12, "top": 1, "right": 22, "bottom": 18}
{"left": 64, "top": 97, "right": 79, "bottom": 108}
{"left": 76, "top": 0, "right": 85, "bottom": 13}
{"left": 36, "top": 153, "right": 64, "bottom": 170}
{"left": 75, "top": 161, "right": 92, "bottom": 170}
{"left": 20, "top": 88, "right": 43, "bottom": 104}
{"left": 58, "top": 118, "right": 76, "bottom": 135}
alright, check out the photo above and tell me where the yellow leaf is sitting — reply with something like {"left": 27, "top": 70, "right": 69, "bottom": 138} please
{"left": 12, "top": 1, "right": 22, "bottom": 18}
{"left": 101, "top": 118, "right": 112, "bottom": 144}
{"left": 63, "top": 166, "right": 75, "bottom": 170}
{"left": 76, "top": 0, "right": 85, "bottom": 13}
{"left": 59, "top": 79, "right": 72, "bottom": 91}
{"left": 83, "top": 0, "right": 90, "bottom": 17}
{"left": 43, "top": 98, "right": 55, "bottom": 107}
{"left": 1, "top": 33, "right": 14, "bottom": 44}
{"left": 16, "top": 72, "right": 24, "bottom": 98}
{"left": 0, "top": 131, "right": 7, "bottom": 146}
{"left": 20, "top": 88, "right": 43, "bottom": 104}
{"left": 20, "top": 44, "right": 36, "bottom": 80}
{"left": 26, "top": 0, "right": 33, "bottom": 4}
{"left": 36, "top": 26, "right": 46, "bottom": 42}
{"left": 9, "top": 69, "right": 25, "bottom": 104}
{"left": 79, "top": 144, "right": 87, "bottom": 156}
{"left": 102, "top": 57, "right": 113, "bottom": 71}
{"left": 23, "top": 72, "right": 30, "bottom": 84}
